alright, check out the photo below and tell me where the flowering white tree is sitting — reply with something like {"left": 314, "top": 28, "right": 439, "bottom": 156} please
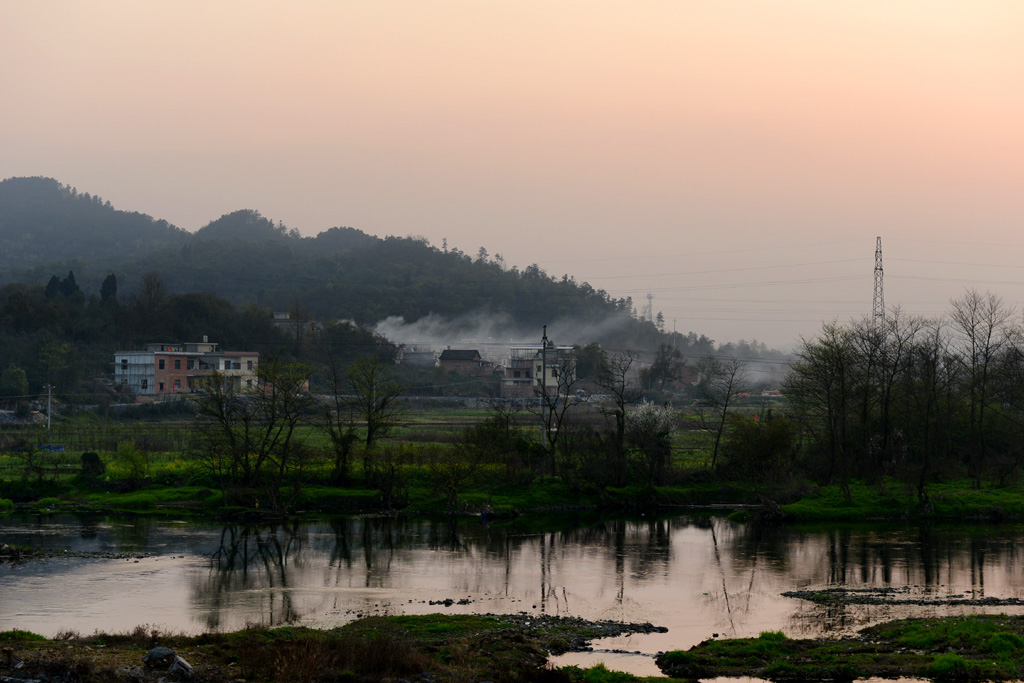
{"left": 626, "top": 400, "right": 678, "bottom": 487}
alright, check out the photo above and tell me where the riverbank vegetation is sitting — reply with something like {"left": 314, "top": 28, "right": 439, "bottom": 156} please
{"left": 6, "top": 614, "right": 1024, "bottom": 682}
{"left": 4, "top": 290, "right": 1024, "bottom": 522}
{"left": 657, "top": 614, "right": 1024, "bottom": 682}
{"left": 0, "top": 614, "right": 672, "bottom": 683}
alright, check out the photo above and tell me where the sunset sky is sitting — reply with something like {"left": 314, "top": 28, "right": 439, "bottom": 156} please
{"left": 3, "top": 1, "right": 1023, "bottom": 348}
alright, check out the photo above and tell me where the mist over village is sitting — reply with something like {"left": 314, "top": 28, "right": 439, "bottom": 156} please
{"left": 2, "top": 3, "right": 1024, "bottom": 683}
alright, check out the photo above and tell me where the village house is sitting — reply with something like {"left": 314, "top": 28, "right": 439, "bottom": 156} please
{"left": 396, "top": 346, "right": 438, "bottom": 369}
{"left": 499, "top": 343, "right": 575, "bottom": 398}
{"left": 438, "top": 348, "right": 495, "bottom": 376}
{"left": 113, "top": 337, "right": 259, "bottom": 396}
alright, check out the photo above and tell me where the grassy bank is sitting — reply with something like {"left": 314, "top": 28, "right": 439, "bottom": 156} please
{"left": 4, "top": 413, "right": 1024, "bottom": 522}
{"left": 780, "top": 480, "right": 1024, "bottom": 522}
{"left": 7, "top": 472, "right": 1024, "bottom": 524}
{"left": 0, "top": 614, "right": 675, "bottom": 683}
{"left": 6, "top": 614, "right": 1024, "bottom": 682}
{"left": 657, "top": 614, "right": 1024, "bottom": 681}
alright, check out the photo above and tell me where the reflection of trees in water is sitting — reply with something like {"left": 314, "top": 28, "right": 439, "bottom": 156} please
{"left": 722, "top": 522, "right": 1024, "bottom": 596}
{"left": 193, "top": 522, "right": 305, "bottom": 630}
{"left": 110, "top": 516, "right": 155, "bottom": 551}
{"left": 78, "top": 518, "right": 99, "bottom": 540}
{"left": 528, "top": 517, "right": 675, "bottom": 615}
{"left": 183, "top": 515, "right": 1024, "bottom": 636}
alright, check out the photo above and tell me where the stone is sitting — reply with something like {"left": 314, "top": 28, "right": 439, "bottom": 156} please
{"left": 168, "top": 655, "right": 195, "bottom": 679}
{"left": 143, "top": 646, "right": 177, "bottom": 669}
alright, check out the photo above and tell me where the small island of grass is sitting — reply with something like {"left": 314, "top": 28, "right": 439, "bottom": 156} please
{"left": 657, "top": 614, "right": 1024, "bottom": 682}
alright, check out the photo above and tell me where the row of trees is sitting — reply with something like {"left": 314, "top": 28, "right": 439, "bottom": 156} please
{"left": 192, "top": 355, "right": 405, "bottom": 513}
{"left": 785, "top": 290, "right": 1024, "bottom": 502}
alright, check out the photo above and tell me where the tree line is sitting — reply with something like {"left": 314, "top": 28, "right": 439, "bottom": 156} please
{"left": 783, "top": 290, "right": 1024, "bottom": 504}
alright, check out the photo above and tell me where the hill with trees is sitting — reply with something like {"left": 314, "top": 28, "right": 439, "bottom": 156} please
{"left": 0, "top": 176, "right": 789, "bottom": 401}
{"left": 0, "top": 177, "right": 662, "bottom": 346}
{"left": 0, "top": 177, "right": 188, "bottom": 276}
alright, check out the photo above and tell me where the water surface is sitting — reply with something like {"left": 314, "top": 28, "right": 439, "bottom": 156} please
{"left": 2, "top": 513, "right": 1023, "bottom": 676}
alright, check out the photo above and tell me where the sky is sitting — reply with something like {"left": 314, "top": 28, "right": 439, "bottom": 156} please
{"left": 2, "top": 1, "right": 1023, "bottom": 349}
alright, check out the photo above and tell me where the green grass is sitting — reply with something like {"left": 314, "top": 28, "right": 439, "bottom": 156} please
{"left": 782, "top": 480, "right": 1024, "bottom": 522}
{"left": 7, "top": 412, "right": 1024, "bottom": 522}
{"left": 0, "top": 629, "right": 47, "bottom": 642}
{"left": 365, "top": 614, "right": 505, "bottom": 638}
{"left": 658, "top": 615, "right": 1024, "bottom": 681}
{"left": 561, "top": 661, "right": 690, "bottom": 682}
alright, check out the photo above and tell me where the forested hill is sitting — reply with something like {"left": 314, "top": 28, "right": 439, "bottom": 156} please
{"left": 0, "top": 177, "right": 188, "bottom": 271}
{"left": 0, "top": 177, "right": 661, "bottom": 349}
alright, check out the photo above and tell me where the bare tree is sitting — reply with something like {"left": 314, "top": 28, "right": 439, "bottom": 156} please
{"left": 695, "top": 356, "right": 748, "bottom": 471}
{"left": 346, "top": 355, "right": 405, "bottom": 451}
{"left": 949, "top": 289, "right": 1012, "bottom": 487}
{"left": 784, "top": 322, "right": 861, "bottom": 500}
{"left": 318, "top": 358, "right": 358, "bottom": 486}
{"left": 192, "top": 357, "right": 315, "bottom": 513}
{"left": 535, "top": 353, "right": 585, "bottom": 476}
{"left": 899, "top": 317, "right": 958, "bottom": 505}
{"left": 597, "top": 350, "right": 644, "bottom": 485}
{"left": 852, "top": 309, "right": 924, "bottom": 488}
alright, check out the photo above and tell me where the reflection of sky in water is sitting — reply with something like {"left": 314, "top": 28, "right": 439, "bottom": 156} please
{"left": 3, "top": 514, "right": 1024, "bottom": 676}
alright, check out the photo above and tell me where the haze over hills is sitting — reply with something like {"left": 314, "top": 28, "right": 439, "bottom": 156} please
{"left": 0, "top": 176, "right": 785, "bottom": 359}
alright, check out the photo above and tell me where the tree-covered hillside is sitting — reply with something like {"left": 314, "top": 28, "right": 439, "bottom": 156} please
{"left": 0, "top": 177, "right": 663, "bottom": 350}
{"left": 0, "top": 177, "right": 188, "bottom": 274}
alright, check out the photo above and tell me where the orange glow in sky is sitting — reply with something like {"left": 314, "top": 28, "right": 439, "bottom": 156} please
{"left": 2, "top": 1, "right": 1023, "bottom": 346}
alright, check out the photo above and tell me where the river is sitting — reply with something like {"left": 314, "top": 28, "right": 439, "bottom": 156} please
{"left": 2, "top": 512, "right": 1024, "bottom": 676}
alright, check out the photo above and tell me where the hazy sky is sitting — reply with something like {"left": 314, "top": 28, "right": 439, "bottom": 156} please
{"left": 3, "top": 1, "right": 1023, "bottom": 348}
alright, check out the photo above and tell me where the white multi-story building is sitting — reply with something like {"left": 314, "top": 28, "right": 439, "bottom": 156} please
{"left": 113, "top": 337, "right": 259, "bottom": 395}
{"left": 500, "top": 343, "right": 575, "bottom": 398}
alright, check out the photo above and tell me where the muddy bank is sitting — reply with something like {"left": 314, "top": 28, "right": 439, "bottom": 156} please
{"left": 657, "top": 614, "right": 1024, "bottom": 681}
{"left": 0, "top": 543, "right": 151, "bottom": 563}
{"left": 783, "top": 586, "right": 1024, "bottom": 607}
{"left": 0, "top": 614, "right": 667, "bottom": 683}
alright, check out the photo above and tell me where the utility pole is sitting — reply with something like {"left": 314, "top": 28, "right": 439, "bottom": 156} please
{"left": 540, "top": 325, "right": 548, "bottom": 449}
{"left": 44, "top": 384, "right": 53, "bottom": 431}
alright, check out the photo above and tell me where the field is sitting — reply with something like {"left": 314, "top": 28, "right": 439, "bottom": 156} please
{"left": 0, "top": 400, "right": 1021, "bottom": 523}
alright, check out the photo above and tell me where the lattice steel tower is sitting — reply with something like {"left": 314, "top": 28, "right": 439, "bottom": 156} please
{"left": 872, "top": 236, "right": 884, "bottom": 326}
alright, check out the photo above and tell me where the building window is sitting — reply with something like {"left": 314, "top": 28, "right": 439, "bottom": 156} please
{"left": 121, "top": 359, "right": 128, "bottom": 370}
{"left": 513, "top": 370, "right": 520, "bottom": 378}
{"left": 159, "top": 382, "right": 164, "bottom": 392}
{"left": 174, "top": 379, "right": 181, "bottom": 389}
{"left": 141, "top": 379, "right": 148, "bottom": 389}
{"left": 174, "top": 359, "right": 181, "bottom": 370}
{"left": 247, "top": 360, "right": 253, "bottom": 370}
{"left": 246, "top": 379, "right": 253, "bottom": 388}
{"left": 159, "top": 359, "right": 165, "bottom": 370}
{"left": 187, "top": 359, "right": 195, "bottom": 370}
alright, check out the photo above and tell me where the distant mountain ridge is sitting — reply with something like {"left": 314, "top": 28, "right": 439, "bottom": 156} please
{"left": 0, "top": 176, "right": 189, "bottom": 270}
{"left": 0, "top": 176, "right": 661, "bottom": 349}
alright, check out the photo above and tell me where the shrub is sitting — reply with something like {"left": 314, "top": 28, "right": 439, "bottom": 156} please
{"left": 80, "top": 451, "right": 105, "bottom": 480}
{"left": 727, "top": 509, "right": 750, "bottom": 523}
{"left": 0, "top": 498, "right": 13, "bottom": 512}
{"left": 114, "top": 442, "right": 149, "bottom": 490}
{"left": 930, "top": 653, "right": 972, "bottom": 681}
{"left": 0, "top": 629, "right": 47, "bottom": 641}
{"left": 987, "top": 631, "right": 1023, "bottom": 654}
{"left": 758, "top": 630, "right": 788, "bottom": 642}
